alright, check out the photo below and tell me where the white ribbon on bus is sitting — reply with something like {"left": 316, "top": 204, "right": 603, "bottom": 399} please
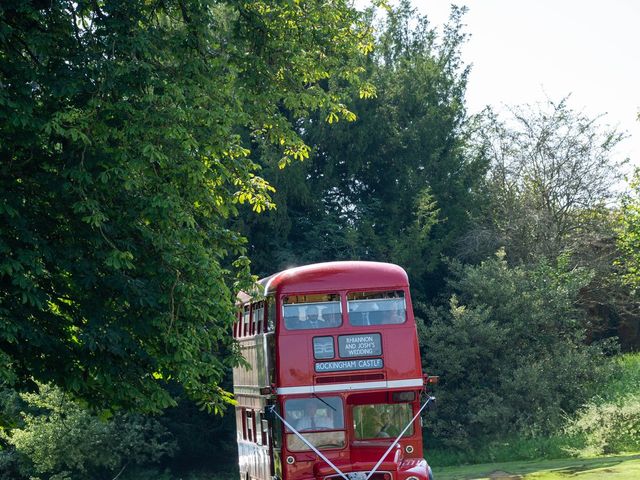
{"left": 268, "top": 396, "right": 434, "bottom": 480}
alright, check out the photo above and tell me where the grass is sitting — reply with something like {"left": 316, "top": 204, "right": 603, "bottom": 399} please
{"left": 426, "top": 435, "right": 580, "bottom": 467}
{"left": 434, "top": 453, "right": 640, "bottom": 480}
{"left": 426, "top": 353, "right": 640, "bottom": 468}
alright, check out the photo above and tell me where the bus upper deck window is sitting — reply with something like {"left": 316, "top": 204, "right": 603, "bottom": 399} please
{"left": 242, "top": 305, "right": 251, "bottom": 336}
{"left": 266, "top": 297, "right": 276, "bottom": 332}
{"left": 347, "top": 290, "right": 406, "bottom": 326}
{"left": 253, "top": 301, "right": 264, "bottom": 334}
{"left": 283, "top": 294, "right": 342, "bottom": 330}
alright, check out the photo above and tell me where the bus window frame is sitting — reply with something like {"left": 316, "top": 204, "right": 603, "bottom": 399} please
{"left": 351, "top": 401, "right": 415, "bottom": 441}
{"left": 241, "top": 408, "right": 248, "bottom": 440}
{"left": 283, "top": 396, "right": 345, "bottom": 432}
{"left": 346, "top": 289, "right": 407, "bottom": 326}
{"left": 283, "top": 396, "right": 347, "bottom": 452}
{"left": 242, "top": 304, "right": 251, "bottom": 337}
{"left": 281, "top": 293, "right": 343, "bottom": 331}
{"left": 266, "top": 296, "right": 276, "bottom": 333}
{"left": 253, "top": 300, "right": 265, "bottom": 335}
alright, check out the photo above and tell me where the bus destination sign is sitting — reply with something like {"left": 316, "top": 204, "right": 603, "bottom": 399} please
{"left": 315, "top": 358, "right": 383, "bottom": 373}
{"left": 338, "top": 333, "right": 382, "bottom": 358}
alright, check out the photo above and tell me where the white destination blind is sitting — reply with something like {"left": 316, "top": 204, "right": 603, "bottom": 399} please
{"left": 338, "top": 333, "right": 382, "bottom": 358}
{"left": 315, "top": 358, "right": 384, "bottom": 373}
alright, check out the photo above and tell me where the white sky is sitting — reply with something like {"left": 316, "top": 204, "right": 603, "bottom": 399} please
{"left": 364, "top": 0, "right": 640, "bottom": 179}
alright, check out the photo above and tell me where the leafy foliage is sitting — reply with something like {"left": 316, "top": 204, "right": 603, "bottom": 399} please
{"left": 239, "top": 1, "right": 487, "bottom": 303}
{"left": 457, "top": 99, "right": 638, "bottom": 349}
{"left": 460, "top": 98, "right": 626, "bottom": 264}
{"left": 0, "top": 0, "right": 371, "bottom": 412}
{"left": 564, "top": 354, "right": 640, "bottom": 456}
{"left": 617, "top": 168, "right": 640, "bottom": 293}
{"left": 158, "top": 387, "right": 238, "bottom": 473}
{"left": 422, "top": 251, "right": 613, "bottom": 448}
{"left": 0, "top": 384, "right": 176, "bottom": 480}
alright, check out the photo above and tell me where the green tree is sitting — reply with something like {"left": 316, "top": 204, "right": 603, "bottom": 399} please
{"left": 240, "top": 1, "right": 487, "bottom": 300}
{"left": 460, "top": 98, "right": 626, "bottom": 264}
{"left": 618, "top": 168, "right": 640, "bottom": 292}
{"left": 422, "top": 251, "right": 612, "bottom": 448}
{"left": 1, "top": 384, "right": 176, "bottom": 480}
{"left": 458, "top": 99, "right": 637, "bottom": 349}
{"left": 614, "top": 168, "right": 640, "bottom": 348}
{"left": 0, "top": 0, "right": 371, "bottom": 414}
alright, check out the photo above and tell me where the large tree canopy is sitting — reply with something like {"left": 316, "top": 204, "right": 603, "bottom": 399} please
{"left": 0, "top": 0, "right": 372, "bottom": 414}
{"left": 239, "top": 2, "right": 487, "bottom": 301}
{"left": 461, "top": 98, "right": 626, "bottom": 264}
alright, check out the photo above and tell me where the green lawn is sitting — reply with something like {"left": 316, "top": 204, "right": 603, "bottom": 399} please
{"left": 434, "top": 453, "right": 640, "bottom": 480}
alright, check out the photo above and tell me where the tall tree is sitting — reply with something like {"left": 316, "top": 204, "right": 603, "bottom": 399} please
{"left": 240, "top": 1, "right": 487, "bottom": 300}
{"left": 615, "top": 168, "right": 640, "bottom": 348}
{"left": 459, "top": 98, "right": 636, "bottom": 348}
{"left": 0, "top": 0, "right": 371, "bottom": 414}
{"left": 460, "top": 98, "right": 626, "bottom": 263}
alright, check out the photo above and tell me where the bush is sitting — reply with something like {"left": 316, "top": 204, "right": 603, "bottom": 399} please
{"left": 2, "top": 384, "right": 176, "bottom": 479}
{"left": 563, "top": 353, "right": 640, "bottom": 456}
{"left": 600, "top": 353, "right": 640, "bottom": 401}
{"left": 421, "top": 251, "right": 614, "bottom": 448}
{"left": 564, "top": 394, "right": 640, "bottom": 456}
{"left": 426, "top": 433, "right": 581, "bottom": 466}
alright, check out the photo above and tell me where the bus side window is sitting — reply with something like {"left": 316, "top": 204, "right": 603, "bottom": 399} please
{"left": 246, "top": 410, "right": 255, "bottom": 442}
{"left": 254, "top": 303, "right": 260, "bottom": 335}
{"left": 243, "top": 305, "right": 250, "bottom": 337}
{"left": 236, "top": 408, "right": 244, "bottom": 441}
{"left": 254, "top": 301, "right": 264, "bottom": 335}
{"left": 255, "top": 411, "right": 262, "bottom": 445}
{"left": 266, "top": 297, "right": 276, "bottom": 332}
{"left": 241, "top": 408, "right": 248, "bottom": 440}
{"left": 261, "top": 418, "right": 269, "bottom": 447}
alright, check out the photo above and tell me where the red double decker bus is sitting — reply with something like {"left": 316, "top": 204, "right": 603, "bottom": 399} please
{"left": 232, "top": 261, "right": 434, "bottom": 480}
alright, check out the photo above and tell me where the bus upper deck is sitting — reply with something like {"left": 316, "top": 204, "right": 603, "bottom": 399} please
{"left": 233, "top": 261, "right": 423, "bottom": 394}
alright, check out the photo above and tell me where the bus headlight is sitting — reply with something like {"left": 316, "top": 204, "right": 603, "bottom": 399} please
{"left": 405, "top": 445, "right": 414, "bottom": 453}
{"left": 406, "top": 476, "right": 419, "bottom": 480}
{"left": 286, "top": 455, "right": 295, "bottom": 465}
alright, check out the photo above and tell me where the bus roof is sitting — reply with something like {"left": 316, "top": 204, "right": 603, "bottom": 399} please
{"left": 257, "top": 261, "right": 409, "bottom": 297}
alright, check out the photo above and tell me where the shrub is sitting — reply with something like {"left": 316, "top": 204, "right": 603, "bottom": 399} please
{"left": 2, "top": 384, "right": 176, "bottom": 479}
{"left": 564, "top": 394, "right": 640, "bottom": 456}
{"left": 563, "top": 354, "right": 640, "bottom": 456}
{"left": 421, "top": 251, "right": 614, "bottom": 448}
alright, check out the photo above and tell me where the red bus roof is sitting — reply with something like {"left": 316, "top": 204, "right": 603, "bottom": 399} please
{"left": 260, "top": 261, "right": 409, "bottom": 297}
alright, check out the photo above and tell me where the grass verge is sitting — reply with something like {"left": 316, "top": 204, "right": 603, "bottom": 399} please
{"left": 433, "top": 453, "right": 640, "bottom": 480}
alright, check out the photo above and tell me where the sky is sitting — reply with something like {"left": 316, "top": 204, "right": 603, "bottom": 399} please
{"left": 368, "top": 0, "right": 640, "bottom": 178}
